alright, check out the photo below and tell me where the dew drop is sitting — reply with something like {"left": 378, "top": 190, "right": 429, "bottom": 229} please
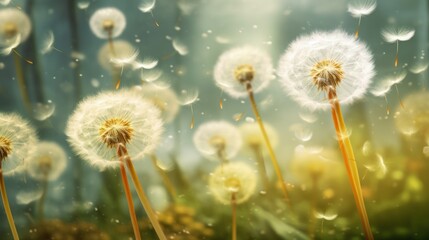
{"left": 32, "top": 100, "right": 55, "bottom": 121}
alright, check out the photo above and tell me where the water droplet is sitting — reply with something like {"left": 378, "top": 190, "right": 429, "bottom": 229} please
{"left": 245, "top": 117, "right": 255, "bottom": 123}
{"left": 32, "top": 100, "right": 55, "bottom": 121}
{"left": 91, "top": 78, "right": 100, "bottom": 88}
{"left": 299, "top": 112, "right": 318, "bottom": 123}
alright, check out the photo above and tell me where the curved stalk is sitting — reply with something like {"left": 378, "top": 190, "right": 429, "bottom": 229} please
{"left": 328, "top": 90, "right": 374, "bottom": 240}
{"left": 250, "top": 144, "right": 270, "bottom": 192}
{"left": 231, "top": 192, "right": 237, "bottom": 240}
{"left": 246, "top": 82, "right": 291, "bottom": 205}
{"left": 119, "top": 145, "right": 168, "bottom": 240}
{"left": 0, "top": 164, "right": 20, "bottom": 240}
{"left": 107, "top": 31, "right": 121, "bottom": 89}
{"left": 150, "top": 154, "right": 177, "bottom": 201}
{"left": 116, "top": 146, "right": 142, "bottom": 240}
{"left": 13, "top": 50, "right": 31, "bottom": 113}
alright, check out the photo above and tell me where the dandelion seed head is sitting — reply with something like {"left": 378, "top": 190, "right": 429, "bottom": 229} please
{"left": 347, "top": 0, "right": 376, "bottom": 18}
{"left": 26, "top": 141, "right": 67, "bottom": 181}
{"left": 132, "top": 84, "right": 180, "bottom": 123}
{"left": 0, "top": 113, "right": 37, "bottom": 176}
{"left": 66, "top": 90, "right": 163, "bottom": 171}
{"left": 89, "top": 7, "right": 126, "bottom": 39}
{"left": 381, "top": 27, "right": 415, "bottom": 43}
{"left": 98, "top": 40, "right": 135, "bottom": 71}
{"left": 209, "top": 162, "right": 257, "bottom": 205}
{"left": 239, "top": 122, "right": 278, "bottom": 150}
{"left": 214, "top": 46, "right": 274, "bottom": 98}
{"left": 290, "top": 145, "right": 341, "bottom": 183}
{"left": 0, "top": 8, "right": 31, "bottom": 46}
{"left": 395, "top": 91, "right": 429, "bottom": 137}
{"left": 193, "top": 121, "right": 242, "bottom": 160}
{"left": 278, "top": 29, "right": 375, "bottom": 111}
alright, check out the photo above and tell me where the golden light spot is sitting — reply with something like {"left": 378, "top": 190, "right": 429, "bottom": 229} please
{"left": 102, "top": 19, "right": 114, "bottom": 33}
{"left": 3, "top": 22, "right": 17, "bottom": 38}
{"left": 310, "top": 59, "right": 344, "bottom": 91}
{"left": 99, "top": 118, "right": 133, "bottom": 148}
{"left": 234, "top": 64, "right": 255, "bottom": 83}
{"left": 0, "top": 136, "right": 12, "bottom": 161}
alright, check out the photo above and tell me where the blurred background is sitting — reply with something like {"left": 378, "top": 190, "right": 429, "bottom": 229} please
{"left": 0, "top": 0, "right": 428, "bottom": 239}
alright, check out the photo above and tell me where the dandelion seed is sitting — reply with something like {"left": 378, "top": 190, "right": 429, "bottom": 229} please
{"left": 178, "top": 88, "right": 199, "bottom": 128}
{"left": 409, "top": 60, "right": 429, "bottom": 74}
{"left": 347, "top": 0, "right": 376, "bottom": 38}
{"left": 140, "top": 68, "right": 163, "bottom": 82}
{"left": 364, "top": 153, "right": 387, "bottom": 178}
{"left": 133, "top": 57, "right": 158, "bottom": 70}
{"left": 77, "top": 1, "right": 90, "bottom": 10}
{"left": 0, "top": 33, "right": 20, "bottom": 56}
{"left": 16, "top": 189, "right": 43, "bottom": 205}
{"left": 172, "top": 38, "right": 189, "bottom": 56}
{"left": 278, "top": 29, "right": 375, "bottom": 239}
{"left": 193, "top": 121, "right": 242, "bottom": 162}
{"left": 314, "top": 211, "right": 338, "bottom": 221}
{"left": 40, "top": 31, "right": 62, "bottom": 54}
{"left": 139, "top": 0, "right": 159, "bottom": 27}
{"left": 381, "top": 27, "right": 415, "bottom": 67}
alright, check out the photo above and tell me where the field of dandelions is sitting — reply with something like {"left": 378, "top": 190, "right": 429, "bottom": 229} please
{"left": 0, "top": 0, "right": 428, "bottom": 239}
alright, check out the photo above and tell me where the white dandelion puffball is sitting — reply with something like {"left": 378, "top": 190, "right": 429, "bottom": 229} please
{"left": 89, "top": 7, "right": 126, "bottom": 39}
{"left": 97, "top": 40, "right": 136, "bottom": 71}
{"left": 394, "top": 91, "right": 429, "bottom": 137}
{"left": 209, "top": 162, "right": 257, "bottom": 205}
{"left": 0, "top": 113, "right": 37, "bottom": 176}
{"left": 239, "top": 122, "right": 278, "bottom": 150}
{"left": 66, "top": 90, "right": 163, "bottom": 171}
{"left": 132, "top": 84, "right": 180, "bottom": 123}
{"left": 0, "top": 8, "right": 32, "bottom": 46}
{"left": 26, "top": 141, "right": 67, "bottom": 181}
{"left": 214, "top": 46, "right": 274, "bottom": 98}
{"left": 278, "top": 29, "right": 375, "bottom": 111}
{"left": 193, "top": 121, "right": 242, "bottom": 160}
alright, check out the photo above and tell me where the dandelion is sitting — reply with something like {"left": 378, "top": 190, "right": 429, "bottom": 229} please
{"left": 132, "top": 84, "right": 180, "bottom": 123}
{"left": 239, "top": 122, "right": 278, "bottom": 192}
{"left": 214, "top": 46, "right": 291, "bottom": 204}
{"left": 138, "top": 0, "right": 159, "bottom": 27}
{"left": 90, "top": 7, "right": 127, "bottom": 89}
{"left": 289, "top": 145, "right": 340, "bottom": 239}
{"left": 278, "top": 29, "right": 375, "bottom": 240}
{"left": 394, "top": 91, "right": 429, "bottom": 137}
{"left": 178, "top": 88, "right": 199, "bottom": 129}
{"left": 381, "top": 27, "right": 415, "bottom": 67}
{"left": 0, "top": 8, "right": 33, "bottom": 112}
{"left": 209, "top": 162, "right": 257, "bottom": 240}
{"left": 0, "top": 113, "right": 37, "bottom": 240}
{"left": 26, "top": 141, "right": 67, "bottom": 220}
{"left": 193, "top": 121, "right": 242, "bottom": 164}
{"left": 98, "top": 40, "right": 137, "bottom": 89}
{"left": 89, "top": 7, "right": 126, "bottom": 40}
{"left": 66, "top": 90, "right": 167, "bottom": 240}
{"left": 371, "top": 80, "right": 393, "bottom": 114}
{"left": 347, "top": 0, "right": 376, "bottom": 38}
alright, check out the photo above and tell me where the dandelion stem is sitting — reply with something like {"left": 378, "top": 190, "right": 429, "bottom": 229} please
{"left": 394, "top": 84, "right": 405, "bottom": 109}
{"left": 328, "top": 90, "right": 374, "bottom": 240}
{"left": 150, "top": 154, "right": 177, "bottom": 201}
{"left": 116, "top": 145, "right": 142, "bottom": 240}
{"left": 231, "top": 192, "right": 237, "bottom": 240}
{"left": 308, "top": 174, "right": 318, "bottom": 240}
{"left": 384, "top": 95, "right": 390, "bottom": 115}
{"left": 189, "top": 104, "right": 195, "bottom": 129}
{"left": 0, "top": 164, "right": 20, "bottom": 240}
{"left": 120, "top": 145, "right": 168, "bottom": 240}
{"left": 354, "top": 16, "right": 361, "bottom": 39}
{"left": 251, "top": 144, "right": 270, "bottom": 192}
{"left": 246, "top": 82, "right": 291, "bottom": 206}
{"left": 107, "top": 30, "right": 122, "bottom": 89}
{"left": 13, "top": 50, "right": 31, "bottom": 113}
{"left": 395, "top": 40, "right": 399, "bottom": 67}
{"left": 37, "top": 178, "right": 48, "bottom": 221}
